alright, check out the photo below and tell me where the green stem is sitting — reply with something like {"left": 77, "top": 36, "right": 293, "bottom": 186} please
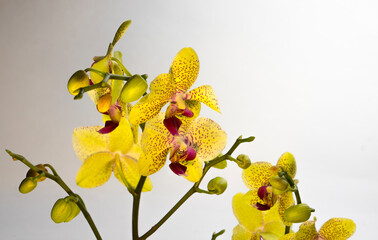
{"left": 5, "top": 150, "right": 102, "bottom": 240}
{"left": 211, "top": 229, "right": 225, "bottom": 240}
{"left": 111, "top": 57, "right": 132, "bottom": 77}
{"left": 132, "top": 176, "right": 147, "bottom": 240}
{"left": 285, "top": 225, "right": 291, "bottom": 234}
{"left": 281, "top": 171, "right": 302, "bottom": 204}
{"left": 139, "top": 136, "right": 255, "bottom": 240}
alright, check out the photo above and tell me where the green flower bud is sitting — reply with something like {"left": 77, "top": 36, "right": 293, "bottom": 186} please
{"left": 26, "top": 164, "right": 48, "bottom": 182}
{"left": 19, "top": 177, "right": 37, "bottom": 194}
{"left": 51, "top": 198, "right": 72, "bottom": 223}
{"left": 119, "top": 75, "right": 148, "bottom": 103}
{"left": 269, "top": 176, "right": 289, "bottom": 194}
{"left": 207, "top": 177, "right": 228, "bottom": 195}
{"left": 64, "top": 200, "right": 80, "bottom": 222}
{"left": 213, "top": 160, "right": 227, "bottom": 169}
{"left": 284, "top": 203, "right": 314, "bottom": 223}
{"left": 236, "top": 154, "right": 251, "bottom": 169}
{"left": 67, "top": 70, "right": 89, "bottom": 95}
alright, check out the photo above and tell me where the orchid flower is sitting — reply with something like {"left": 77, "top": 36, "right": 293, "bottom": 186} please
{"left": 279, "top": 218, "right": 356, "bottom": 240}
{"left": 232, "top": 192, "right": 286, "bottom": 240}
{"left": 129, "top": 47, "right": 221, "bottom": 125}
{"left": 72, "top": 117, "right": 152, "bottom": 191}
{"left": 137, "top": 112, "right": 226, "bottom": 182}
{"left": 242, "top": 152, "right": 297, "bottom": 226}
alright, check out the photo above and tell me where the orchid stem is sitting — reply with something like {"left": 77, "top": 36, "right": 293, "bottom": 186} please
{"left": 5, "top": 150, "right": 102, "bottom": 240}
{"left": 139, "top": 136, "right": 254, "bottom": 240}
{"left": 211, "top": 229, "right": 225, "bottom": 240}
{"left": 132, "top": 176, "right": 147, "bottom": 240}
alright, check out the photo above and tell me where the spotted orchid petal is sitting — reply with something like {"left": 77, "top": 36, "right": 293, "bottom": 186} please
{"left": 170, "top": 47, "right": 199, "bottom": 93}
{"left": 318, "top": 218, "right": 356, "bottom": 240}
{"left": 278, "top": 233, "right": 294, "bottom": 240}
{"left": 76, "top": 152, "right": 115, "bottom": 188}
{"left": 277, "top": 152, "right": 297, "bottom": 178}
{"left": 294, "top": 219, "right": 318, "bottom": 240}
{"left": 186, "top": 117, "right": 227, "bottom": 161}
{"left": 243, "top": 161, "right": 274, "bottom": 190}
{"left": 181, "top": 158, "right": 203, "bottom": 182}
{"left": 232, "top": 192, "right": 263, "bottom": 232}
{"left": 232, "top": 224, "right": 255, "bottom": 240}
{"left": 188, "top": 85, "right": 221, "bottom": 113}
{"left": 113, "top": 155, "right": 152, "bottom": 192}
{"left": 138, "top": 113, "right": 172, "bottom": 176}
{"left": 72, "top": 126, "right": 109, "bottom": 162}
{"left": 129, "top": 73, "right": 176, "bottom": 125}
{"left": 108, "top": 118, "right": 134, "bottom": 154}
{"left": 278, "top": 191, "right": 295, "bottom": 226}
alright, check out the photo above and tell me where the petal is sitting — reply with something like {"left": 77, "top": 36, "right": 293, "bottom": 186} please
{"left": 260, "top": 231, "right": 282, "bottom": 240}
{"left": 149, "top": 73, "right": 177, "bottom": 99}
{"left": 242, "top": 161, "right": 274, "bottom": 190}
{"left": 182, "top": 158, "right": 203, "bottom": 182}
{"left": 278, "top": 233, "right": 295, "bottom": 240}
{"left": 232, "top": 224, "right": 255, "bottom": 240}
{"left": 76, "top": 152, "right": 114, "bottom": 188}
{"left": 188, "top": 85, "right": 221, "bottom": 113}
{"left": 232, "top": 192, "right": 263, "bottom": 232}
{"left": 294, "top": 220, "right": 318, "bottom": 240}
{"left": 72, "top": 126, "right": 109, "bottom": 162}
{"left": 109, "top": 118, "right": 134, "bottom": 154}
{"left": 263, "top": 219, "right": 286, "bottom": 239}
{"left": 91, "top": 55, "right": 112, "bottom": 84}
{"left": 276, "top": 152, "right": 297, "bottom": 178}
{"left": 278, "top": 191, "right": 295, "bottom": 226}
{"left": 318, "top": 218, "right": 356, "bottom": 240}
{"left": 129, "top": 95, "right": 168, "bottom": 125}
{"left": 170, "top": 47, "right": 199, "bottom": 92}
{"left": 263, "top": 203, "right": 283, "bottom": 224}
{"left": 113, "top": 155, "right": 153, "bottom": 192}
{"left": 187, "top": 117, "right": 227, "bottom": 161}
{"left": 139, "top": 150, "right": 169, "bottom": 176}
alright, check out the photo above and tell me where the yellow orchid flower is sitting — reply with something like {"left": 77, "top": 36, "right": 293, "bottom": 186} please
{"left": 72, "top": 117, "right": 152, "bottom": 191}
{"left": 129, "top": 47, "right": 221, "bottom": 125}
{"left": 232, "top": 192, "right": 286, "bottom": 240}
{"left": 242, "top": 152, "right": 297, "bottom": 226}
{"left": 278, "top": 217, "right": 356, "bottom": 240}
{"left": 138, "top": 112, "right": 227, "bottom": 182}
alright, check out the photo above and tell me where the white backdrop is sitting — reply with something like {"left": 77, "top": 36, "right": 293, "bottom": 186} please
{"left": 1, "top": 0, "right": 376, "bottom": 239}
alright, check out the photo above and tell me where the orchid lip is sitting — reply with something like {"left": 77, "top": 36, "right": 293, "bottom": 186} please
{"left": 258, "top": 185, "right": 269, "bottom": 200}
{"left": 163, "top": 116, "right": 182, "bottom": 136}
{"left": 98, "top": 121, "right": 119, "bottom": 134}
{"left": 181, "top": 106, "right": 194, "bottom": 117}
{"left": 185, "top": 146, "right": 196, "bottom": 161}
{"left": 255, "top": 202, "right": 271, "bottom": 211}
{"left": 169, "top": 162, "right": 187, "bottom": 176}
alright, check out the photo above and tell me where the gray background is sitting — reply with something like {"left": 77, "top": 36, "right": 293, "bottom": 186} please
{"left": 1, "top": 0, "right": 376, "bottom": 239}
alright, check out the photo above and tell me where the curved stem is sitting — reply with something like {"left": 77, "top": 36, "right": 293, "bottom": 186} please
{"left": 5, "top": 150, "right": 102, "bottom": 240}
{"left": 132, "top": 176, "right": 147, "bottom": 240}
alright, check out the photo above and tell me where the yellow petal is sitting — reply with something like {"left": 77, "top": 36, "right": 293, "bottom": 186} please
{"left": 318, "top": 218, "right": 356, "bottom": 240}
{"left": 263, "top": 220, "right": 286, "bottom": 239}
{"left": 129, "top": 73, "right": 176, "bottom": 125}
{"left": 170, "top": 47, "right": 199, "bottom": 92}
{"left": 91, "top": 55, "right": 112, "bottom": 84}
{"left": 112, "top": 20, "right": 131, "bottom": 46}
{"left": 188, "top": 85, "right": 221, "bottom": 113}
{"left": 294, "top": 220, "right": 318, "bottom": 240}
{"left": 76, "top": 152, "right": 114, "bottom": 188}
{"left": 260, "top": 232, "right": 281, "bottom": 240}
{"left": 279, "top": 233, "right": 295, "bottom": 240}
{"left": 182, "top": 158, "right": 203, "bottom": 182}
{"left": 276, "top": 152, "right": 297, "bottom": 178}
{"left": 187, "top": 117, "right": 227, "bottom": 161}
{"left": 138, "top": 113, "right": 171, "bottom": 175}
{"left": 263, "top": 203, "right": 284, "bottom": 225}
{"left": 72, "top": 126, "right": 109, "bottom": 162}
{"left": 232, "top": 192, "right": 263, "bottom": 232}
{"left": 113, "top": 155, "right": 153, "bottom": 192}
{"left": 278, "top": 191, "right": 295, "bottom": 226}
{"left": 109, "top": 118, "right": 134, "bottom": 154}
{"left": 232, "top": 224, "right": 254, "bottom": 240}
{"left": 242, "top": 161, "right": 274, "bottom": 190}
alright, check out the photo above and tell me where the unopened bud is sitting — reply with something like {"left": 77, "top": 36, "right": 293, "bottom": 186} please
{"left": 207, "top": 177, "right": 228, "bottom": 195}
{"left": 64, "top": 200, "right": 80, "bottom": 222}
{"left": 97, "top": 93, "right": 112, "bottom": 113}
{"left": 26, "top": 164, "right": 48, "bottom": 182}
{"left": 236, "top": 154, "right": 251, "bottom": 169}
{"left": 284, "top": 203, "right": 314, "bottom": 223}
{"left": 67, "top": 70, "right": 89, "bottom": 95}
{"left": 51, "top": 198, "right": 71, "bottom": 223}
{"left": 120, "top": 75, "right": 148, "bottom": 103}
{"left": 19, "top": 177, "right": 38, "bottom": 194}
{"left": 213, "top": 160, "right": 227, "bottom": 169}
{"left": 269, "top": 176, "right": 289, "bottom": 194}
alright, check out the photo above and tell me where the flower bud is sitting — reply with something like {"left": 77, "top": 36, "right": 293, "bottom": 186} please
{"left": 19, "top": 177, "right": 37, "bottom": 194}
{"left": 213, "top": 160, "right": 227, "bottom": 169}
{"left": 269, "top": 176, "right": 289, "bottom": 194}
{"left": 67, "top": 70, "right": 89, "bottom": 95}
{"left": 236, "top": 154, "right": 251, "bottom": 169}
{"left": 119, "top": 75, "right": 148, "bottom": 103}
{"left": 51, "top": 198, "right": 72, "bottom": 223}
{"left": 207, "top": 177, "right": 228, "bottom": 195}
{"left": 64, "top": 200, "right": 80, "bottom": 222}
{"left": 26, "top": 164, "right": 48, "bottom": 182}
{"left": 97, "top": 93, "right": 112, "bottom": 113}
{"left": 284, "top": 203, "right": 314, "bottom": 223}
